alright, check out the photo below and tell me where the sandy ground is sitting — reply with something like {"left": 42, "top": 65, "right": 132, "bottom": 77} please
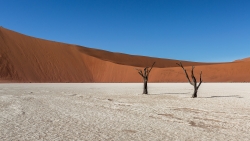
{"left": 0, "top": 83, "right": 250, "bottom": 141}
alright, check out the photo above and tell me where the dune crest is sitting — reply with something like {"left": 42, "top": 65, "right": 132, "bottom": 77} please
{"left": 234, "top": 57, "right": 250, "bottom": 62}
{"left": 0, "top": 27, "right": 249, "bottom": 82}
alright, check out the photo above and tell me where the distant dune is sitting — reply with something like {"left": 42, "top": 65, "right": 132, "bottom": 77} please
{"left": 0, "top": 27, "right": 249, "bottom": 82}
{"left": 234, "top": 57, "right": 250, "bottom": 62}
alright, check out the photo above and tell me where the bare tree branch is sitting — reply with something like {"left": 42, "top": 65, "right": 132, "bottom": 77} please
{"left": 197, "top": 71, "right": 202, "bottom": 89}
{"left": 135, "top": 62, "right": 156, "bottom": 94}
{"left": 191, "top": 66, "right": 196, "bottom": 86}
{"left": 148, "top": 62, "right": 155, "bottom": 73}
{"left": 177, "top": 62, "right": 203, "bottom": 98}
{"left": 137, "top": 72, "right": 143, "bottom": 77}
{"left": 200, "top": 71, "right": 202, "bottom": 82}
{"left": 136, "top": 68, "right": 144, "bottom": 77}
{"left": 144, "top": 67, "right": 148, "bottom": 76}
{"left": 177, "top": 62, "right": 193, "bottom": 85}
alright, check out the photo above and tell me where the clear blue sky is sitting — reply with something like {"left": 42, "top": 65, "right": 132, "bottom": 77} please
{"left": 1, "top": 0, "right": 250, "bottom": 62}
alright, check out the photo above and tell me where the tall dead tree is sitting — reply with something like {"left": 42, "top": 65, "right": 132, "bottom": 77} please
{"left": 136, "top": 62, "right": 155, "bottom": 94}
{"left": 176, "top": 62, "right": 202, "bottom": 98}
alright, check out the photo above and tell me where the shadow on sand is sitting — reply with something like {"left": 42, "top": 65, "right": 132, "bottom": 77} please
{"left": 148, "top": 92, "right": 189, "bottom": 95}
{"left": 201, "top": 95, "right": 243, "bottom": 98}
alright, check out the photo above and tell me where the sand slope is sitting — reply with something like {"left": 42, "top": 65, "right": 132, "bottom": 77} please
{"left": 234, "top": 57, "right": 250, "bottom": 62}
{"left": 0, "top": 27, "right": 249, "bottom": 82}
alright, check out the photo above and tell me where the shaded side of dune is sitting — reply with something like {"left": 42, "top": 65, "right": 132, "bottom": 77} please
{"left": 0, "top": 27, "right": 250, "bottom": 82}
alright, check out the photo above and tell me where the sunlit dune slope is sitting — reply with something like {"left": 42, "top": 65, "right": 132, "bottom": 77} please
{"left": 0, "top": 27, "right": 249, "bottom": 82}
{"left": 234, "top": 57, "right": 250, "bottom": 62}
{"left": 77, "top": 46, "right": 216, "bottom": 68}
{"left": 0, "top": 27, "right": 93, "bottom": 82}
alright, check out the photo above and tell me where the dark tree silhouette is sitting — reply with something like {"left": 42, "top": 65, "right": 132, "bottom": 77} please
{"left": 176, "top": 62, "right": 202, "bottom": 98}
{"left": 136, "top": 62, "right": 155, "bottom": 94}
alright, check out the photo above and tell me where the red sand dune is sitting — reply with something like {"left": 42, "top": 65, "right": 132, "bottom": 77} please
{"left": 0, "top": 27, "right": 249, "bottom": 82}
{"left": 234, "top": 57, "right": 250, "bottom": 62}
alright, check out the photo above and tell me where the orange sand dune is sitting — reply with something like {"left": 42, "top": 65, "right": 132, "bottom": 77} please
{"left": 77, "top": 46, "right": 217, "bottom": 68}
{"left": 234, "top": 57, "right": 250, "bottom": 62}
{"left": 0, "top": 27, "right": 249, "bottom": 82}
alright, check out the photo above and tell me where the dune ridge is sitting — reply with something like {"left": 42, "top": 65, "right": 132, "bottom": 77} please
{"left": 234, "top": 57, "right": 250, "bottom": 62}
{"left": 0, "top": 27, "right": 249, "bottom": 82}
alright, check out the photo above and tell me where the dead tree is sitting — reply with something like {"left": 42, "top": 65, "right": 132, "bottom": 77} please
{"left": 176, "top": 62, "right": 202, "bottom": 98}
{"left": 136, "top": 62, "right": 155, "bottom": 94}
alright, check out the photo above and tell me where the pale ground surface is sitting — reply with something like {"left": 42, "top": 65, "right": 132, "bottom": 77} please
{"left": 0, "top": 83, "right": 250, "bottom": 141}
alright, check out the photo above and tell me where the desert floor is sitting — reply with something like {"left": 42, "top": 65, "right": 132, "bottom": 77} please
{"left": 0, "top": 83, "right": 250, "bottom": 141}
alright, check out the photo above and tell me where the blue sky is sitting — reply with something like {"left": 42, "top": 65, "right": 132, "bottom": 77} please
{"left": 1, "top": 0, "right": 250, "bottom": 62}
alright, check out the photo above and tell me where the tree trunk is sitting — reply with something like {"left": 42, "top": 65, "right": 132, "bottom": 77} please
{"left": 143, "top": 79, "right": 148, "bottom": 94}
{"left": 192, "top": 87, "right": 198, "bottom": 98}
{"left": 136, "top": 62, "right": 155, "bottom": 95}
